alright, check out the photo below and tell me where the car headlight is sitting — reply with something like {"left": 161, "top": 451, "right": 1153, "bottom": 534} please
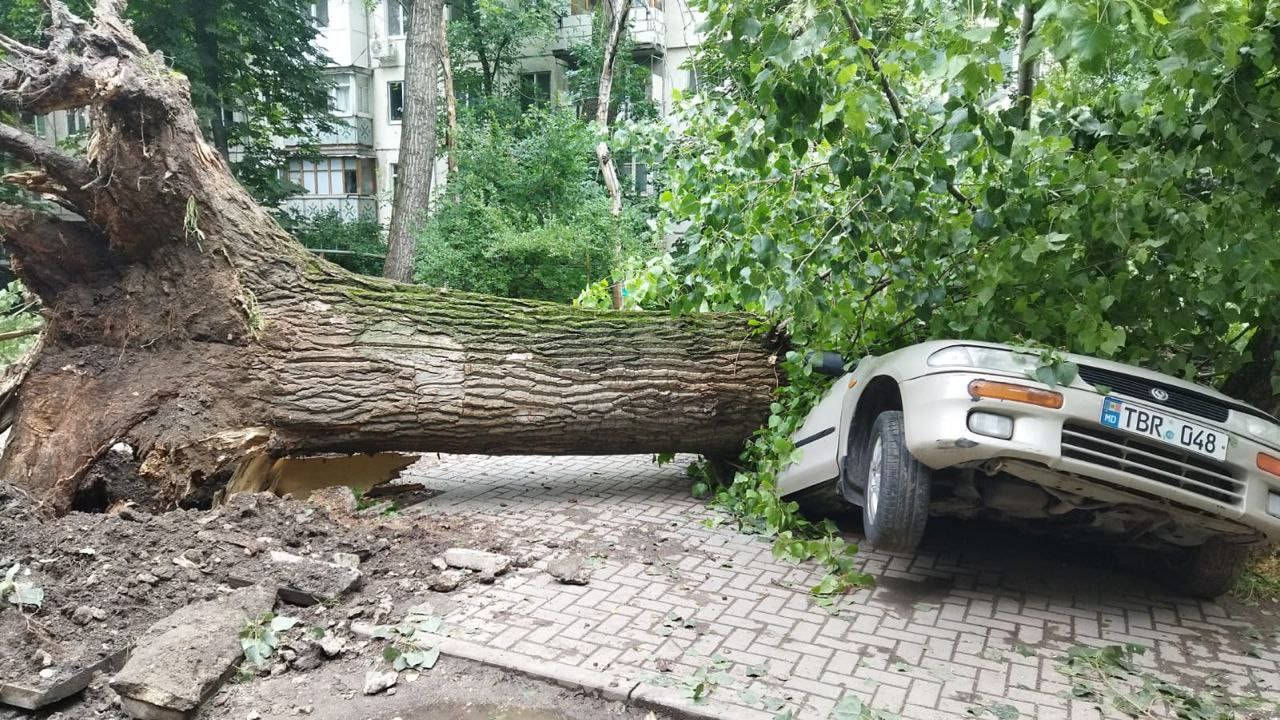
{"left": 1244, "top": 415, "right": 1280, "bottom": 449}
{"left": 927, "top": 345, "right": 1039, "bottom": 374}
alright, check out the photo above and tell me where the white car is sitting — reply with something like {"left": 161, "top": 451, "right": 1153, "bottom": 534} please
{"left": 777, "top": 340, "right": 1280, "bottom": 597}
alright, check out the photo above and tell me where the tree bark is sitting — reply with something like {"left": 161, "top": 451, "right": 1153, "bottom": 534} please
{"left": 383, "top": 0, "right": 443, "bottom": 282}
{"left": 440, "top": 10, "right": 459, "bottom": 177}
{"left": 191, "top": 0, "right": 231, "bottom": 157}
{"left": 593, "top": 0, "right": 631, "bottom": 310}
{"left": 1015, "top": 1, "right": 1037, "bottom": 130}
{"left": 0, "top": 1, "right": 780, "bottom": 514}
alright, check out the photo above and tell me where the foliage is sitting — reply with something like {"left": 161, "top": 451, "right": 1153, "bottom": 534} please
{"left": 0, "top": 563, "right": 43, "bottom": 608}
{"left": 0, "top": 0, "right": 332, "bottom": 203}
{"left": 370, "top": 604, "right": 443, "bottom": 671}
{"left": 1056, "top": 643, "right": 1272, "bottom": 718}
{"left": 1235, "top": 548, "right": 1280, "bottom": 602}
{"left": 415, "top": 107, "right": 653, "bottom": 301}
{"left": 239, "top": 612, "right": 299, "bottom": 670}
{"left": 447, "top": 0, "right": 565, "bottom": 99}
{"left": 561, "top": 7, "right": 660, "bottom": 123}
{"left": 284, "top": 209, "right": 387, "bottom": 276}
{"left": 659, "top": 0, "right": 1280, "bottom": 388}
{"left": 618, "top": 0, "right": 1280, "bottom": 593}
{"left": 0, "top": 280, "right": 40, "bottom": 365}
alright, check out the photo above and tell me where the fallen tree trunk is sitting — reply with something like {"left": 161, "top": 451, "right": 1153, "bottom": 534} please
{"left": 0, "top": 1, "right": 779, "bottom": 514}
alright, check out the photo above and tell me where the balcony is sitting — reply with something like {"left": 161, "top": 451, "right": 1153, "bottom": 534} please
{"left": 288, "top": 116, "right": 374, "bottom": 149}
{"left": 554, "top": 5, "right": 665, "bottom": 59}
{"left": 280, "top": 195, "right": 378, "bottom": 221}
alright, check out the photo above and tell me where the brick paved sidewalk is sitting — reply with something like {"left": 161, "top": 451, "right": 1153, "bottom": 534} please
{"left": 403, "top": 454, "right": 1280, "bottom": 720}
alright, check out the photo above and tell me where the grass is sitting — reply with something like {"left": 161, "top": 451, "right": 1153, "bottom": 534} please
{"left": 1235, "top": 548, "right": 1280, "bottom": 603}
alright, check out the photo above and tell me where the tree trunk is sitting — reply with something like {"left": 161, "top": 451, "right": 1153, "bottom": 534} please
{"left": 593, "top": 0, "right": 631, "bottom": 310}
{"left": 192, "top": 0, "right": 231, "bottom": 158}
{"left": 1015, "top": 1, "right": 1037, "bottom": 130}
{"left": 440, "top": 11, "right": 459, "bottom": 177}
{"left": 0, "top": 1, "right": 779, "bottom": 514}
{"left": 383, "top": 0, "right": 443, "bottom": 282}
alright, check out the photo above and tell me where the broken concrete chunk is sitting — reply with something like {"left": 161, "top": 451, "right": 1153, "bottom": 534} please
{"left": 362, "top": 669, "right": 398, "bottom": 696}
{"left": 441, "top": 548, "right": 510, "bottom": 576}
{"left": 546, "top": 555, "right": 592, "bottom": 586}
{"left": 316, "top": 635, "right": 346, "bottom": 659}
{"left": 110, "top": 584, "right": 275, "bottom": 720}
{"left": 428, "top": 569, "right": 466, "bottom": 593}
{"left": 331, "top": 552, "right": 360, "bottom": 569}
{"left": 228, "top": 553, "right": 361, "bottom": 606}
{"left": 0, "top": 646, "right": 128, "bottom": 711}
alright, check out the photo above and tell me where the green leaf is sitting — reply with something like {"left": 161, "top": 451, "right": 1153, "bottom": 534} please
{"left": 1152, "top": 8, "right": 1169, "bottom": 25}
{"left": 269, "top": 615, "right": 299, "bottom": 633}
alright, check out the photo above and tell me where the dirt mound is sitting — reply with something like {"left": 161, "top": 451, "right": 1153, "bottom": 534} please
{"left": 0, "top": 487, "right": 505, "bottom": 714}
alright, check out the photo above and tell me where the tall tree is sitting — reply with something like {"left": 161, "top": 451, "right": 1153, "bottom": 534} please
{"left": 445, "top": 0, "right": 563, "bottom": 98}
{"left": 383, "top": 0, "right": 444, "bottom": 281}
{"left": 591, "top": 0, "right": 631, "bottom": 309}
{"left": 0, "top": 0, "right": 777, "bottom": 513}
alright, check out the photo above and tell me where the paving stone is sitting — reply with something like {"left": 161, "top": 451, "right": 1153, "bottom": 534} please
{"left": 396, "top": 454, "right": 1280, "bottom": 720}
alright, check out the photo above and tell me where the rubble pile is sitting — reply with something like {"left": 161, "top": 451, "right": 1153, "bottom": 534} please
{"left": 0, "top": 482, "right": 527, "bottom": 719}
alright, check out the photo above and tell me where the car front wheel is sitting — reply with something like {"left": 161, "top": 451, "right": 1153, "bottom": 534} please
{"left": 859, "top": 410, "right": 931, "bottom": 553}
{"left": 1164, "top": 539, "right": 1251, "bottom": 598}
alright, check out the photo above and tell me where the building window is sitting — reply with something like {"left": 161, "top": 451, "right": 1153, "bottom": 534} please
{"left": 330, "top": 80, "right": 351, "bottom": 113}
{"left": 288, "top": 157, "right": 376, "bottom": 195}
{"left": 388, "top": 81, "right": 404, "bottom": 122}
{"left": 519, "top": 71, "right": 552, "bottom": 109}
{"left": 19, "top": 111, "right": 47, "bottom": 137}
{"left": 310, "top": 1, "right": 328, "bottom": 26}
{"left": 355, "top": 75, "right": 372, "bottom": 114}
{"left": 386, "top": 0, "right": 406, "bottom": 36}
{"left": 570, "top": 0, "right": 594, "bottom": 14}
{"left": 68, "top": 108, "right": 91, "bottom": 134}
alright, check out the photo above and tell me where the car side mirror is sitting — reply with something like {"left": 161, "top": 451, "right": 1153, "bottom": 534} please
{"left": 812, "top": 351, "right": 847, "bottom": 377}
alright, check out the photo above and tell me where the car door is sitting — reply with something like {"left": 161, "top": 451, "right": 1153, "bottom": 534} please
{"left": 777, "top": 374, "right": 852, "bottom": 496}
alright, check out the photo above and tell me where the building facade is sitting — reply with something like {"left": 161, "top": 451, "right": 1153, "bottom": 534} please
{"left": 17, "top": 0, "right": 706, "bottom": 226}
{"left": 287, "top": 0, "right": 706, "bottom": 225}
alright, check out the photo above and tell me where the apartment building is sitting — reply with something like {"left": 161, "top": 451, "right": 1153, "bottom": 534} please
{"left": 289, "top": 0, "right": 706, "bottom": 225}
{"left": 16, "top": 1, "right": 706, "bottom": 226}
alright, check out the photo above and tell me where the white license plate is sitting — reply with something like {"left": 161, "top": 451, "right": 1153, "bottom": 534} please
{"left": 1100, "top": 397, "right": 1228, "bottom": 461}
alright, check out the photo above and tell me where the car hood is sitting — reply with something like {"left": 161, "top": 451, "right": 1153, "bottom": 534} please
{"left": 916, "top": 339, "right": 1271, "bottom": 417}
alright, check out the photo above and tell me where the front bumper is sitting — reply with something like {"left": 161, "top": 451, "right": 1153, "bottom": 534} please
{"left": 899, "top": 371, "right": 1280, "bottom": 543}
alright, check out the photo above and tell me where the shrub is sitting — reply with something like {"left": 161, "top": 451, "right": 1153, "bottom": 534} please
{"left": 414, "top": 107, "right": 654, "bottom": 302}
{"left": 283, "top": 209, "right": 386, "bottom": 276}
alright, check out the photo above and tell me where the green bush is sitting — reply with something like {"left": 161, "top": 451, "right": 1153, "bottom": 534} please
{"left": 283, "top": 209, "right": 386, "bottom": 276}
{"left": 414, "top": 107, "right": 653, "bottom": 303}
{"left": 0, "top": 281, "right": 40, "bottom": 367}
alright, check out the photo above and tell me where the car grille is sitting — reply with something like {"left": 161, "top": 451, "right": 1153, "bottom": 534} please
{"left": 1060, "top": 422, "right": 1244, "bottom": 506}
{"left": 1077, "top": 365, "right": 1229, "bottom": 422}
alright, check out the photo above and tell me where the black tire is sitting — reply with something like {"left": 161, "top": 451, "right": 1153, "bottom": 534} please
{"left": 1164, "top": 539, "right": 1251, "bottom": 598}
{"left": 858, "top": 410, "right": 931, "bottom": 553}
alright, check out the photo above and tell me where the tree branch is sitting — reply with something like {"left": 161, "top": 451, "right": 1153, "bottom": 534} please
{"left": 832, "top": 0, "right": 973, "bottom": 209}
{"left": 0, "top": 203, "right": 114, "bottom": 303}
{"left": 0, "top": 123, "right": 94, "bottom": 189}
{"left": 1015, "top": 2, "right": 1037, "bottom": 130}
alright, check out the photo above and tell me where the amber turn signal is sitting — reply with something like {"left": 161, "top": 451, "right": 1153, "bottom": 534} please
{"left": 1257, "top": 452, "right": 1280, "bottom": 478}
{"left": 968, "top": 379, "right": 1064, "bottom": 409}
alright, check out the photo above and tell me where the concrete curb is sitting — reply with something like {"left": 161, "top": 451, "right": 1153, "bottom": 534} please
{"left": 436, "top": 636, "right": 775, "bottom": 720}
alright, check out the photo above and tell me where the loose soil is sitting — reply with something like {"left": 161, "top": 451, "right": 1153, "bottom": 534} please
{"left": 0, "top": 480, "right": 582, "bottom": 719}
